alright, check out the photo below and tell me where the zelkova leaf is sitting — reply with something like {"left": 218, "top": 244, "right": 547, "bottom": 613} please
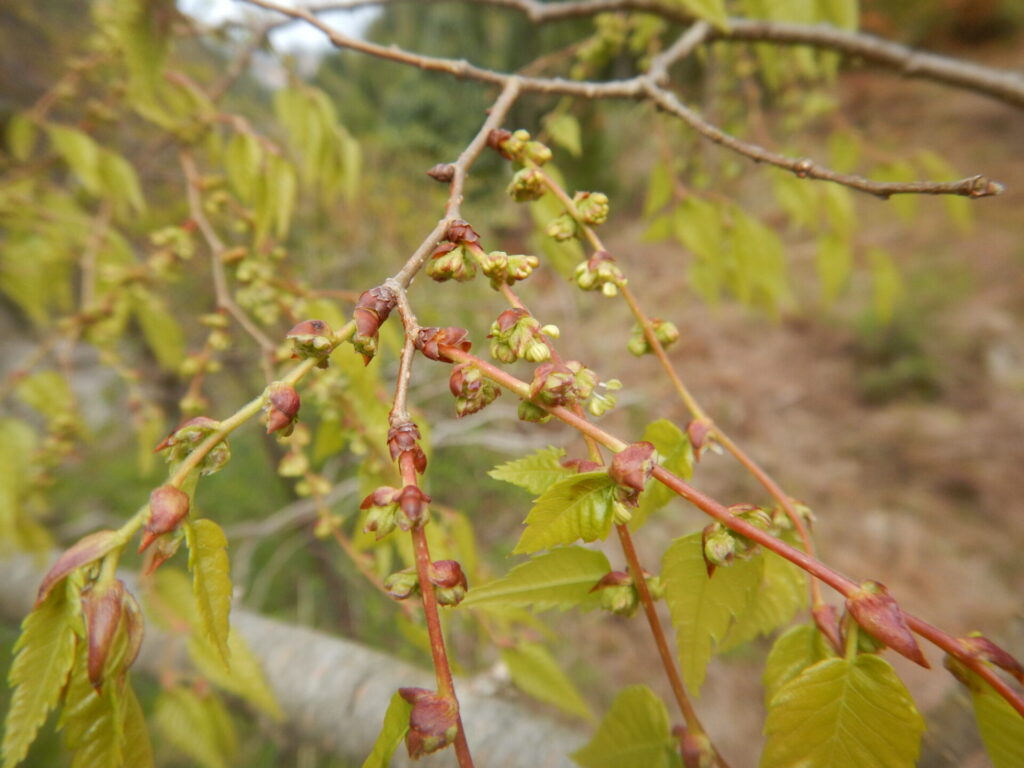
{"left": 761, "top": 655, "right": 925, "bottom": 768}
{"left": 185, "top": 519, "right": 232, "bottom": 665}
{"left": 187, "top": 632, "right": 283, "bottom": 720}
{"left": 662, "top": 533, "right": 764, "bottom": 693}
{"left": 489, "top": 446, "right": 571, "bottom": 495}
{"left": 719, "top": 549, "right": 807, "bottom": 653}
{"left": 672, "top": 0, "right": 729, "bottom": 30}
{"left": 572, "top": 685, "right": 676, "bottom": 768}
{"left": 462, "top": 547, "right": 610, "bottom": 612}
{"left": 122, "top": 684, "right": 154, "bottom": 768}
{"left": 155, "top": 687, "right": 236, "bottom": 768}
{"left": 512, "top": 472, "right": 618, "bottom": 554}
{"left": 762, "top": 624, "right": 834, "bottom": 708}
{"left": 6, "top": 113, "right": 38, "bottom": 161}
{"left": 2, "top": 587, "right": 77, "bottom": 768}
{"left": 98, "top": 149, "right": 146, "bottom": 219}
{"left": 361, "top": 691, "right": 413, "bottom": 768}
{"left": 502, "top": 642, "right": 593, "bottom": 721}
{"left": 47, "top": 124, "right": 102, "bottom": 195}
{"left": 972, "top": 683, "right": 1024, "bottom": 768}
{"left": 59, "top": 644, "right": 128, "bottom": 768}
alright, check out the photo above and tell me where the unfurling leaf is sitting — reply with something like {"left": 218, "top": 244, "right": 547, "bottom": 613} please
{"left": 224, "top": 131, "right": 263, "bottom": 202}
{"left": 761, "top": 655, "right": 925, "bottom": 768}
{"left": 572, "top": 685, "right": 675, "bottom": 768}
{"left": 361, "top": 692, "right": 413, "bottom": 768}
{"left": 2, "top": 587, "right": 77, "bottom": 768}
{"left": 762, "top": 624, "right": 835, "bottom": 707}
{"left": 502, "top": 641, "right": 593, "bottom": 721}
{"left": 489, "top": 446, "right": 572, "bottom": 495}
{"left": 543, "top": 113, "right": 582, "bottom": 157}
{"left": 512, "top": 472, "right": 618, "bottom": 554}
{"left": 36, "top": 530, "right": 119, "bottom": 606}
{"left": 462, "top": 546, "right": 610, "bottom": 611}
{"left": 632, "top": 419, "right": 693, "bottom": 529}
{"left": 662, "top": 532, "right": 763, "bottom": 693}
{"left": 719, "top": 549, "right": 807, "bottom": 652}
{"left": 185, "top": 519, "right": 232, "bottom": 664}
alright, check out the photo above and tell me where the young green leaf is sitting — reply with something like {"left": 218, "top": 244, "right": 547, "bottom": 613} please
{"left": 47, "top": 124, "right": 102, "bottom": 195}
{"left": 2, "top": 587, "right": 77, "bottom": 768}
{"left": 512, "top": 472, "right": 618, "bottom": 554}
{"left": 761, "top": 655, "right": 925, "bottom": 768}
{"left": 462, "top": 546, "right": 610, "bottom": 611}
{"left": 489, "top": 446, "right": 571, "bottom": 495}
{"left": 632, "top": 419, "right": 693, "bottom": 529}
{"left": 6, "top": 113, "right": 37, "bottom": 162}
{"left": 643, "top": 163, "right": 673, "bottom": 219}
{"left": 815, "top": 233, "right": 852, "bottom": 306}
{"left": 187, "top": 631, "right": 284, "bottom": 720}
{"left": 59, "top": 646, "right": 128, "bottom": 768}
{"left": 224, "top": 131, "right": 263, "bottom": 202}
{"left": 544, "top": 113, "right": 582, "bottom": 157}
{"left": 867, "top": 247, "right": 904, "bottom": 325}
{"left": 268, "top": 154, "right": 298, "bottom": 239}
{"left": 572, "top": 685, "right": 676, "bottom": 768}
{"left": 155, "top": 687, "right": 235, "bottom": 768}
{"left": 131, "top": 290, "right": 185, "bottom": 372}
{"left": 719, "top": 550, "right": 807, "bottom": 653}
{"left": 502, "top": 642, "right": 593, "bottom": 721}
{"left": 99, "top": 149, "right": 146, "bottom": 219}
{"left": 122, "top": 685, "right": 154, "bottom": 768}
{"left": 761, "top": 624, "right": 834, "bottom": 707}
{"left": 361, "top": 691, "right": 413, "bottom": 768}
{"left": 185, "top": 519, "right": 232, "bottom": 665}
{"left": 662, "top": 533, "right": 764, "bottom": 693}
{"left": 673, "top": 0, "right": 729, "bottom": 30}
{"left": 972, "top": 682, "right": 1024, "bottom": 768}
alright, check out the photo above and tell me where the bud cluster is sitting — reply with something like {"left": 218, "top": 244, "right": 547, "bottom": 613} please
{"left": 427, "top": 242, "right": 477, "bottom": 282}
{"left": 574, "top": 250, "right": 625, "bottom": 297}
{"left": 701, "top": 504, "right": 774, "bottom": 576}
{"left": 479, "top": 250, "right": 540, "bottom": 290}
{"left": 522, "top": 361, "right": 619, "bottom": 421}
{"left": 627, "top": 319, "right": 680, "bottom": 356}
{"left": 361, "top": 483, "right": 432, "bottom": 538}
{"left": 487, "top": 128, "right": 552, "bottom": 166}
{"left": 507, "top": 167, "right": 547, "bottom": 202}
{"left": 428, "top": 560, "right": 468, "bottom": 606}
{"left": 573, "top": 191, "right": 610, "bottom": 225}
{"left": 488, "top": 308, "right": 550, "bottom": 364}
{"left": 265, "top": 382, "right": 301, "bottom": 436}
{"left": 138, "top": 485, "right": 190, "bottom": 564}
{"left": 609, "top": 442, "right": 656, "bottom": 509}
{"left": 546, "top": 213, "right": 579, "bottom": 241}
{"left": 155, "top": 416, "right": 231, "bottom": 476}
{"left": 415, "top": 326, "right": 472, "bottom": 364}
{"left": 589, "top": 569, "right": 665, "bottom": 617}
{"left": 399, "top": 687, "right": 459, "bottom": 758}
{"left": 286, "top": 319, "right": 334, "bottom": 369}
{"left": 449, "top": 363, "right": 501, "bottom": 418}
{"left": 352, "top": 285, "right": 397, "bottom": 364}
{"left": 387, "top": 422, "right": 428, "bottom": 475}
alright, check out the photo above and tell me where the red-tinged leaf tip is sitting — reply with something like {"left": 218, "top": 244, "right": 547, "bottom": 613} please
{"left": 83, "top": 579, "right": 125, "bottom": 690}
{"left": 36, "top": 530, "right": 119, "bottom": 606}
{"left": 561, "top": 457, "right": 603, "bottom": 474}
{"left": 958, "top": 634, "right": 1024, "bottom": 683}
{"left": 398, "top": 688, "right": 459, "bottom": 758}
{"left": 154, "top": 416, "right": 218, "bottom": 452}
{"left": 846, "top": 581, "right": 930, "bottom": 668}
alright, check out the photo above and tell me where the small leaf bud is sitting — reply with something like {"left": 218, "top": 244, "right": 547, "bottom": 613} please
{"left": 846, "top": 581, "right": 929, "bottom": 668}
{"left": 82, "top": 579, "right": 126, "bottom": 690}
{"left": 286, "top": 319, "right": 334, "bottom": 368}
{"left": 399, "top": 688, "right": 459, "bottom": 758}
{"left": 429, "top": 560, "right": 468, "bottom": 606}
{"left": 140, "top": 485, "right": 190, "bottom": 553}
{"left": 266, "top": 382, "right": 301, "bottom": 435}
{"left": 384, "top": 568, "right": 421, "bottom": 600}
{"left": 507, "top": 168, "right": 546, "bottom": 202}
{"left": 546, "top": 213, "right": 578, "bottom": 241}
{"left": 573, "top": 191, "right": 609, "bottom": 225}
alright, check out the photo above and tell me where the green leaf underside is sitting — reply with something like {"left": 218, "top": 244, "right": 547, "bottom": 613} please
{"left": 462, "top": 546, "right": 610, "bottom": 611}
{"left": 502, "top": 642, "right": 593, "bottom": 721}
{"left": 186, "top": 519, "right": 233, "bottom": 664}
{"left": 662, "top": 533, "right": 764, "bottom": 694}
{"left": 513, "top": 472, "right": 618, "bottom": 554}
{"left": 971, "top": 682, "right": 1024, "bottom": 768}
{"left": 572, "top": 685, "right": 676, "bottom": 768}
{"left": 489, "top": 446, "right": 571, "bottom": 495}
{"left": 761, "top": 655, "right": 925, "bottom": 768}
{"left": 2, "top": 587, "right": 77, "bottom": 768}
{"left": 361, "top": 692, "right": 413, "bottom": 768}
{"left": 719, "top": 549, "right": 807, "bottom": 652}
{"left": 762, "top": 624, "right": 834, "bottom": 708}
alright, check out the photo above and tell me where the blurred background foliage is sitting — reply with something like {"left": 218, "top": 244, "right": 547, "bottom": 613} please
{"left": 1, "top": 0, "right": 1023, "bottom": 765}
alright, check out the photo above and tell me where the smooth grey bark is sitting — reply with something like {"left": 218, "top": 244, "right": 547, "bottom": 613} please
{"left": 0, "top": 552, "right": 583, "bottom": 768}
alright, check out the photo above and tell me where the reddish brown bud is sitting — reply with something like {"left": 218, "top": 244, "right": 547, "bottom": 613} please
{"left": 139, "top": 485, "right": 190, "bottom": 553}
{"left": 957, "top": 634, "right": 1024, "bottom": 684}
{"left": 609, "top": 442, "right": 656, "bottom": 495}
{"left": 486, "top": 128, "right": 514, "bottom": 157}
{"left": 674, "top": 726, "right": 714, "bottom": 768}
{"left": 399, "top": 688, "right": 459, "bottom": 758}
{"left": 286, "top": 319, "right": 331, "bottom": 339}
{"left": 589, "top": 570, "right": 632, "bottom": 591}
{"left": 846, "top": 581, "right": 929, "bottom": 668}
{"left": 416, "top": 326, "right": 472, "bottom": 363}
{"left": 426, "top": 163, "right": 455, "bottom": 183}
{"left": 428, "top": 560, "right": 467, "bottom": 590}
{"left": 266, "top": 383, "right": 301, "bottom": 435}
{"left": 83, "top": 579, "right": 125, "bottom": 689}
{"left": 446, "top": 219, "right": 480, "bottom": 245}
{"left": 397, "top": 485, "right": 431, "bottom": 529}
{"left": 687, "top": 418, "right": 713, "bottom": 461}
{"left": 812, "top": 603, "right": 844, "bottom": 655}
{"left": 37, "top": 530, "right": 119, "bottom": 606}
{"left": 154, "top": 416, "right": 218, "bottom": 452}
{"left": 360, "top": 486, "right": 401, "bottom": 510}
{"left": 561, "top": 457, "right": 603, "bottom": 474}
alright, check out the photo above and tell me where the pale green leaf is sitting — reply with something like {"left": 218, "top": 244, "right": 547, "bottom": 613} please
{"left": 185, "top": 519, "right": 232, "bottom": 664}
{"left": 761, "top": 655, "right": 925, "bottom": 768}
{"left": 47, "top": 125, "right": 101, "bottom": 195}
{"left": 512, "top": 472, "right": 618, "bottom": 554}
{"left": 489, "top": 446, "right": 571, "bottom": 495}
{"left": 973, "top": 684, "right": 1024, "bottom": 768}
{"left": 572, "top": 685, "right": 676, "bottom": 768}
{"left": 187, "top": 631, "right": 284, "bottom": 720}
{"left": 662, "top": 533, "right": 764, "bottom": 693}
{"left": 0, "top": 418, "right": 41, "bottom": 552}
{"left": 361, "top": 692, "right": 412, "bottom": 768}
{"left": 867, "top": 247, "right": 903, "bottom": 325}
{"left": 269, "top": 155, "right": 298, "bottom": 239}
{"left": 2, "top": 587, "right": 76, "bottom": 768}
{"left": 99, "top": 150, "right": 146, "bottom": 218}
{"left": 673, "top": 197, "right": 722, "bottom": 261}
{"left": 822, "top": 183, "right": 855, "bottom": 239}
{"left": 462, "top": 547, "right": 610, "bottom": 611}
{"left": 155, "top": 688, "right": 234, "bottom": 768}
{"left": 15, "top": 370, "right": 74, "bottom": 420}
{"left": 6, "top": 113, "right": 38, "bottom": 161}
{"left": 816, "top": 0, "right": 859, "bottom": 30}
{"left": 672, "top": 0, "right": 729, "bottom": 30}
{"left": 122, "top": 684, "right": 154, "bottom": 768}
{"left": 60, "top": 645, "right": 128, "bottom": 768}
{"left": 827, "top": 130, "right": 861, "bottom": 175}
{"left": 719, "top": 551, "right": 807, "bottom": 652}
{"left": 131, "top": 290, "right": 185, "bottom": 372}
{"left": 544, "top": 113, "right": 582, "bottom": 157}
{"left": 0, "top": 235, "right": 73, "bottom": 326}
{"left": 643, "top": 163, "right": 674, "bottom": 219}
{"left": 816, "top": 233, "right": 852, "bottom": 306}
{"left": 762, "top": 624, "right": 834, "bottom": 708}
{"left": 632, "top": 419, "right": 693, "bottom": 529}
{"left": 502, "top": 642, "right": 593, "bottom": 721}
{"left": 772, "top": 170, "right": 819, "bottom": 230}
{"left": 224, "top": 131, "right": 263, "bottom": 202}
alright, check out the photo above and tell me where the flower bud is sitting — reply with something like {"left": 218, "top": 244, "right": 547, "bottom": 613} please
{"left": 702, "top": 523, "right": 736, "bottom": 576}
{"left": 429, "top": 560, "right": 468, "bottom": 606}
{"left": 397, "top": 484, "right": 431, "bottom": 530}
{"left": 387, "top": 422, "right": 428, "bottom": 474}
{"left": 687, "top": 418, "right": 713, "bottom": 462}
{"left": 427, "top": 243, "right": 476, "bottom": 282}
{"left": 507, "top": 168, "right": 546, "bottom": 202}
{"left": 449, "top": 363, "right": 501, "bottom": 418}
{"left": 610, "top": 442, "right": 656, "bottom": 495}
{"left": 524, "top": 140, "right": 552, "bottom": 166}
{"left": 286, "top": 319, "right": 334, "bottom": 368}
{"left": 546, "top": 213, "right": 578, "bottom": 241}
{"left": 361, "top": 486, "right": 401, "bottom": 539}
{"left": 399, "top": 688, "right": 459, "bottom": 758}
{"left": 590, "top": 572, "right": 639, "bottom": 617}
{"left": 574, "top": 250, "right": 624, "bottom": 295}
{"left": 517, "top": 400, "right": 552, "bottom": 424}
{"left": 426, "top": 163, "right": 455, "bottom": 183}
{"left": 352, "top": 285, "right": 397, "bottom": 365}
{"left": 415, "top": 326, "right": 471, "bottom": 364}
{"left": 140, "top": 485, "right": 190, "bottom": 553}
{"left": 384, "top": 568, "right": 421, "bottom": 600}
{"left": 846, "top": 581, "right": 929, "bottom": 668}
{"left": 574, "top": 191, "right": 609, "bottom": 225}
